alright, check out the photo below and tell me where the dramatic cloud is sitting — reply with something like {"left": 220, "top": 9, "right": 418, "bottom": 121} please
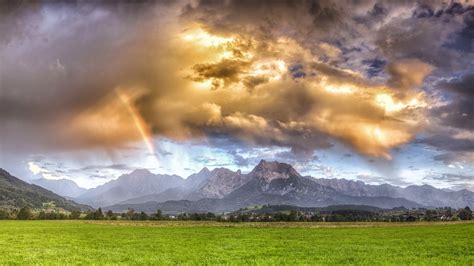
{"left": 422, "top": 73, "right": 474, "bottom": 167}
{"left": 1, "top": 1, "right": 473, "bottom": 189}
{"left": 1, "top": 1, "right": 437, "bottom": 159}
{"left": 434, "top": 74, "right": 474, "bottom": 130}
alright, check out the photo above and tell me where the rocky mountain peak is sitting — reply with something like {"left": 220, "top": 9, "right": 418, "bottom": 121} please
{"left": 193, "top": 167, "right": 250, "bottom": 199}
{"left": 249, "top": 160, "right": 301, "bottom": 182}
{"left": 198, "top": 167, "right": 210, "bottom": 174}
{"left": 210, "top": 167, "right": 235, "bottom": 175}
{"left": 184, "top": 167, "right": 213, "bottom": 189}
{"left": 128, "top": 169, "right": 153, "bottom": 178}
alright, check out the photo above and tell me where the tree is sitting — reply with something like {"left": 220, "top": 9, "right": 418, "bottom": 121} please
{"left": 84, "top": 211, "right": 95, "bottom": 220}
{"left": 17, "top": 207, "right": 33, "bottom": 220}
{"left": 85, "top": 208, "right": 104, "bottom": 220}
{"left": 94, "top": 208, "right": 104, "bottom": 220}
{"left": 289, "top": 210, "right": 298, "bottom": 221}
{"left": 106, "top": 210, "right": 114, "bottom": 220}
{"left": 459, "top": 207, "right": 472, "bottom": 220}
{"left": 131, "top": 213, "right": 141, "bottom": 220}
{"left": 38, "top": 211, "right": 47, "bottom": 220}
{"left": 69, "top": 211, "right": 81, "bottom": 219}
{"left": 425, "top": 210, "right": 436, "bottom": 221}
{"left": 140, "top": 211, "right": 148, "bottom": 220}
{"left": 154, "top": 209, "right": 162, "bottom": 220}
{"left": 0, "top": 210, "right": 9, "bottom": 220}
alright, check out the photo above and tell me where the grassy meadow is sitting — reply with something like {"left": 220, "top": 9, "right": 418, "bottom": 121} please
{"left": 0, "top": 220, "right": 472, "bottom": 265}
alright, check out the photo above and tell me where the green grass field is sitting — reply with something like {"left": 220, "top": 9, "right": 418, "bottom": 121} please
{"left": 0, "top": 221, "right": 472, "bottom": 265}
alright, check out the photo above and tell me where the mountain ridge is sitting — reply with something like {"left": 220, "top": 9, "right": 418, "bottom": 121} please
{"left": 0, "top": 168, "right": 91, "bottom": 211}
{"left": 76, "top": 169, "right": 184, "bottom": 207}
{"left": 104, "top": 161, "right": 433, "bottom": 213}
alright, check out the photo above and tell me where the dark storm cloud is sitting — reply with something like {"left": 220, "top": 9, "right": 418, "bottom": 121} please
{"left": 374, "top": 2, "right": 473, "bottom": 72}
{"left": 452, "top": 9, "right": 474, "bottom": 52}
{"left": 424, "top": 73, "right": 474, "bottom": 156}
{"left": 432, "top": 96, "right": 474, "bottom": 130}
{"left": 440, "top": 73, "right": 474, "bottom": 97}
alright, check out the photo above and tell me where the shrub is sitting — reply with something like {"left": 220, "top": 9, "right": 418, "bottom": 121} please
{"left": 17, "top": 207, "right": 33, "bottom": 220}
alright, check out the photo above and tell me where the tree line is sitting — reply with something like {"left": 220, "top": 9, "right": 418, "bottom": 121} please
{"left": 0, "top": 206, "right": 472, "bottom": 222}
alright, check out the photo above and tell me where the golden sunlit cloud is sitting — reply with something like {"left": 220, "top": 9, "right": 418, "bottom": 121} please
{"left": 63, "top": 25, "right": 432, "bottom": 159}
{"left": 181, "top": 26, "right": 234, "bottom": 48}
{"left": 177, "top": 27, "right": 426, "bottom": 157}
{"left": 321, "top": 78, "right": 356, "bottom": 94}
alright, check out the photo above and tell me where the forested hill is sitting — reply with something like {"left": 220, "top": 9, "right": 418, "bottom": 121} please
{"left": 0, "top": 169, "right": 91, "bottom": 211}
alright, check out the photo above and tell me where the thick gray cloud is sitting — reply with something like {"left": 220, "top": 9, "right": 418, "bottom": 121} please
{"left": 422, "top": 73, "right": 474, "bottom": 163}
{"left": 435, "top": 74, "right": 474, "bottom": 127}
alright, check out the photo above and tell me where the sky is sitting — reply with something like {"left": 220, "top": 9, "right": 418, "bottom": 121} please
{"left": 0, "top": 0, "right": 473, "bottom": 190}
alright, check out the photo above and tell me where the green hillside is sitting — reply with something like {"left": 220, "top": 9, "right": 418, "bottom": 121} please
{"left": 0, "top": 169, "right": 90, "bottom": 211}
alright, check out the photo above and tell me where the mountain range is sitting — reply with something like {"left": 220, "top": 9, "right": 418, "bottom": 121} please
{"left": 35, "top": 160, "right": 469, "bottom": 213}
{"left": 0, "top": 169, "right": 90, "bottom": 211}
{"left": 23, "top": 160, "right": 474, "bottom": 214}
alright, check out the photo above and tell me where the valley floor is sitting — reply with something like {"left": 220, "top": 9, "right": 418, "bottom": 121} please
{"left": 0, "top": 220, "right": 472, "bottom": 265}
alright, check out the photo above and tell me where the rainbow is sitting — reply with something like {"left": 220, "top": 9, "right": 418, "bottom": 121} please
{"left": 115, "top": 88, "right": 155, "bottom": 156}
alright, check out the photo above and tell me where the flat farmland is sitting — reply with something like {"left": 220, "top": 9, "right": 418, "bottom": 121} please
{"left": 0, "top": 221, "right": 472, "bottom": 265}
